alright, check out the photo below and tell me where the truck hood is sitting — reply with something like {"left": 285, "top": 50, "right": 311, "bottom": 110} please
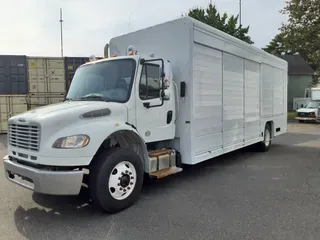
{"left": 9, "top": 101, "right": 128, "bottom": 128}
{"left": 296, "top": 108, "right": 317, "bottom": 113}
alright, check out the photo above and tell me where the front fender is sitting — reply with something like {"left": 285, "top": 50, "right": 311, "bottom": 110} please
{"left": 40, "top": 120, "right": 145, "bottom": 166}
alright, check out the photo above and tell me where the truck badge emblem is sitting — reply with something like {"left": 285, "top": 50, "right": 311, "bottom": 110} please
{"left": 18, "top": 118, "right": 26, "bottom": 122}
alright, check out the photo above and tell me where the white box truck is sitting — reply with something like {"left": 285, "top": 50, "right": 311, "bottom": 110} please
{"left": 3, "top": 17, "right": 288, "bottom": 213}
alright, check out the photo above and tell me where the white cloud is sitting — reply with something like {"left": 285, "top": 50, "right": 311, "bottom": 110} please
{"left": 0, "top": 0, "right": 287, "bottom": 57}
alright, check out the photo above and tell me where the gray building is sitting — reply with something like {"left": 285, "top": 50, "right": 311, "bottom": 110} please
{"left": 279, "top": 55, "right": 315, "bottom": 110}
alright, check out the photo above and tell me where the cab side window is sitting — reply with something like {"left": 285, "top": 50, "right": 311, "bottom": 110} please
{"left": 139, "top": 63, "right": 161, "bottom": 100}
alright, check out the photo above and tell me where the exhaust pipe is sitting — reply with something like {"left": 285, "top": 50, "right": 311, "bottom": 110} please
{"left": 104, "top": 43, "right": 109, "bottom": 58}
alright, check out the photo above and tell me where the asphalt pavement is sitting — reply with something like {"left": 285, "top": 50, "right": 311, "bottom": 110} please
{"left": 1, "top": 123, "right": 320, "bottom": 240}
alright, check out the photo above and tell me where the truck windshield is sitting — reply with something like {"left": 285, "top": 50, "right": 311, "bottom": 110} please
{"left": 304, "top": 101, "right": 319, "bottom": 109}
{"left": 66, "top": 59, "right": 136, "bottom": 103}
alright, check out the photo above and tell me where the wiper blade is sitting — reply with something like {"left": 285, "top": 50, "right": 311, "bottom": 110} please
{"left": 79, "top": 95, "right": 105, "bottom": 101}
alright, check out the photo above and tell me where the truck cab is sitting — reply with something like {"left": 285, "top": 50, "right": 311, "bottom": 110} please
{"left": 3, "top": 47, "right": 181, "bottom": 213}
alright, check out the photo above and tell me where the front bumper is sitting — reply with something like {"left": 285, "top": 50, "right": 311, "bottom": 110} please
{"left": 3, "top": 155, "right": 84, "bottom": 195}
{"left": 295, "top": 116, "right": 316, "bottom": 121}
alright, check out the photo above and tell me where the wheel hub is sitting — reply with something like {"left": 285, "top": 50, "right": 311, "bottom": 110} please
{"left": 120, "top": 174, "right": 130, "bottom": 188}
{"left": 108, "top": 161, "right": 137, "bottom": 200}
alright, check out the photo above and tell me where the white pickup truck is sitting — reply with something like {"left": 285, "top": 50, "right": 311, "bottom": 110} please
{"left": 3, "top": 17, "right": 288, "bottom": 213}
{"left": 296, "top": 88, "right": 320, "bottom": 122}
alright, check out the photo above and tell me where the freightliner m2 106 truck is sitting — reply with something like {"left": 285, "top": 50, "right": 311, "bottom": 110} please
{"left": 3, "top": 17, "right": 288, "bottom": 213}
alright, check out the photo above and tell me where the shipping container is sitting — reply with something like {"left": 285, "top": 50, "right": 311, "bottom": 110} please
{"left": 0, "top": 95, "right": 28, "bottom": 133}
{"left": 0, "top": 55, "right": 28, "bottom": 94}
{"left": 27, "top": 57, "right": 66, "bottom": 94}
{"left": 64, "top": 57, "right": 89, "bottom": 92}
{"left": 26, "top": 92, "right": 65, "bottom": 110}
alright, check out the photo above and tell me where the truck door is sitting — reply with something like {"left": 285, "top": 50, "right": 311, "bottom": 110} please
{"left": 135, "top": 59, "right": 175, "bottom": 143}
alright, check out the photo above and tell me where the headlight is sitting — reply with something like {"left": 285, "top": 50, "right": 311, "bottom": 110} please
{"left": 52, "top": 135, "right": 90, "bottom": 149}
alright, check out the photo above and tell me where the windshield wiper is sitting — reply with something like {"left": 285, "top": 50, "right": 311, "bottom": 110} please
{"left": 78, "top": 94, "right": 106, "bottom": 101}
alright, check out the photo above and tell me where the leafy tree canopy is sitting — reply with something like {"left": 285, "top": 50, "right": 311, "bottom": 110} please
{"left": 264, "top": 0, "right": 320, "bottom": 76}
{"left": 186, "top": 3, "right": 254, "bottom": 44}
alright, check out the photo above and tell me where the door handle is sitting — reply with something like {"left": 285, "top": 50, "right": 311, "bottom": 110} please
{"left": 167, "top": 110, "right": 173, "bottom": 124}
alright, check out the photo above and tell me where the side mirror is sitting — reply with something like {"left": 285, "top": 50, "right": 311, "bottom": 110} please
{"left": 161, "top": 89, "right": 170, "bottom": 101}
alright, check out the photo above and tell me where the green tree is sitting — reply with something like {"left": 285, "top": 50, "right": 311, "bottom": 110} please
{"left": 281, "top": 0, "right": 320, "bottom": 72}
{"left": 262, "top": 33, "right": 291, "bottom": 55}
{"left": 264, "top": 0, "right": 320, "bottom": 75}
{"left": 186, "top": 3, "right": 254, "bottom": 44}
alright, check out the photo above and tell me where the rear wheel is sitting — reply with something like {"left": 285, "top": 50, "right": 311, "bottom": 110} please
{"left": 89, "top": 148, "right": 144, "bottom": 213}
{"left": 256, "top": 124, "right": 272, "bottom": 152}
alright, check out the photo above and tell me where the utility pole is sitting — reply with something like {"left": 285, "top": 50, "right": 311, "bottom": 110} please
{"left": 239, "top": 0, "right": 242, "bottom": 27}
{"left": 59, "top": 8, "right": 64, "bottom": 57}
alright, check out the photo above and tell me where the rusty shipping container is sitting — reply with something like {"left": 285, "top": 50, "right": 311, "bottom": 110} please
{"left": 27, "top": 92, "right": 65, "bottom": 110}
{"left": 27, "top": 57, "right": 66, "bottom": 94}
{"left": 0, "top": 95, "right": 28, "bottom": 134}
{"left": 64, "top": 57, "right": 89, "bottom": 92}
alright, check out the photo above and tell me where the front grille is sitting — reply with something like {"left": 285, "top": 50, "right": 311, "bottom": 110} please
{"left": 298, "top": 112, "right": 313, "bottom": 117}
{"left": 9, "top": 124, "right": 40, "bottom": 151}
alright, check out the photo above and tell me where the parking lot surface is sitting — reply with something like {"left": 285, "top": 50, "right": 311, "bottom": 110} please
{"left": 1, "top": 123, "right": 320, "bottom": 240}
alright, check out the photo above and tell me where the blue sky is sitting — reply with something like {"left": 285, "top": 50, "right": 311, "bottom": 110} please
{"left": 0, "top": 0, "right": 287, "bottom": 57}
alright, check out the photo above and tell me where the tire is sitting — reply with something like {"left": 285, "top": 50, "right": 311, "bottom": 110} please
{"left": 299, "top": 120, "right": 304, "bottom": 123}
{"left": 89, "top": 148, "right": 144, "bottom": 213}
{"left": 256, "top": 124, "right": 272, "bottom": 152}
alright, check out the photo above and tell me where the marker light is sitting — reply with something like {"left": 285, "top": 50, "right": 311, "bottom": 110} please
{"left": 127, "top": 45, "right": 137, "bottom": 55}
{"left": 89, "top": 55, "right": 96, "bottom": 62}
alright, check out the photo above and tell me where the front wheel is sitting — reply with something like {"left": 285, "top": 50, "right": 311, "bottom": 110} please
{"left": 89, "top": 148, "right": 144, "bottom": 213}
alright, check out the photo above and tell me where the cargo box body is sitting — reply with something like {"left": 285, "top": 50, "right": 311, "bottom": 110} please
{"left": 110, "top": 17, "right": 288, "bottom": 165}
{"left": 311, "top": 88, "right": 320, "bottom": 101}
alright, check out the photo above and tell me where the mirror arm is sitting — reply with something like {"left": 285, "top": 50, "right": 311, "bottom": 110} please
{"left": 141, "top": 58, "right": 165, "bottom": 108}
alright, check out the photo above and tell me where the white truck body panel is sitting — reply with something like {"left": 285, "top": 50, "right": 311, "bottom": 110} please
{"left": 293, "top": 97, "right": 311, "bottom": 110}
{"left": 311, "top": 88, "right": 320, "bottom": 100}
{"left": 110, "top": 16, "right": 288, "bottom": 165}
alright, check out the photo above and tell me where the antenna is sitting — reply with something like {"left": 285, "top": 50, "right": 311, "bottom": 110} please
{"left": 239, "top": 0, "right": 242, "bottom": 27}
{"left": 59, "top": 8, "right": 64, "bottom": 57}
{"left": 128, "top": 12, "right": 132, "bottom": 32}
